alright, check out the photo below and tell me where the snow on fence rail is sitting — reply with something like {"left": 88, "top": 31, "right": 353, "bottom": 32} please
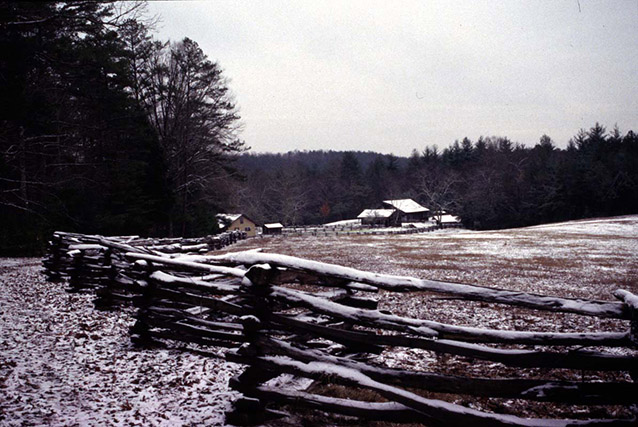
{"left": 42, "top": 230, "right": 246, "bottom": 287}
{"left": 41, "top": 233, "right": 638, "bottom": 426}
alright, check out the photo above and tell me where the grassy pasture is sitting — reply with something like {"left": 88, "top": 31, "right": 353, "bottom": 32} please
{"left": 219, "top": 215, "right": 638, "bottom": 424}
{"left": 222, "top": 215, "right": 638, "bottom": 301}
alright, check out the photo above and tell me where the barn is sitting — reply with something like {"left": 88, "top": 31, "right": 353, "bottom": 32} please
{"left": 263, "top": 223, "right": 284, "bottom": 235}
{"left": 382, "top": 199, "right": 430, "bottom": 222}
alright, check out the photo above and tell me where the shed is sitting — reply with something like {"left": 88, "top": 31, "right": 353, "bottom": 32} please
{"left": 357, "top": 209, "right": 400, "bottom": 227}
{"left": 217, "top": 213, "right": 257, "bottom": 237}
{"left": 382, "top": 199, "right": 430, "bottom": 222}
{"left": 438, "top": 214, "right": 462, "bottom": 226}
{"left": 263, "top": 223, "right": 284, "bottom": 235}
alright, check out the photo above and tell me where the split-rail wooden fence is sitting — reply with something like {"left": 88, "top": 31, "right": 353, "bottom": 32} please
{"left": 279, "top": 222, "right": 462, "bottom": 238}
{"left": 41, "top": 232, "right": 638, "bottom": 426}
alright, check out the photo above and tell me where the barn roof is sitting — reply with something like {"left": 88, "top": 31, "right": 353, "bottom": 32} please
{"left": 382, "top": 199, "right": 429, "bottom": 214}
{"left": 357, "top": 209, "right": 396, "bottom": 219}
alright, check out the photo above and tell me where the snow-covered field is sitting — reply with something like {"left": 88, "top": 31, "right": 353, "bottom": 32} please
{"left": 1, "top": 215, "right": 637, "bottom": 425}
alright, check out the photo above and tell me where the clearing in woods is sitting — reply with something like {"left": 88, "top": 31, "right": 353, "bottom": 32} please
{"left": 0, "top": 215, "right": 637, "bottom": 425}
{"left": 220, "top": 215, "right": 638, "bottom": 423}
{"left": 221, "top": 215, "right": 638, "bottom": 301}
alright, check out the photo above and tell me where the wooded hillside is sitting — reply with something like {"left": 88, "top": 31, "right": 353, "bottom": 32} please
{"left": 234, "top": 128, "right": 638, "bottom": 229}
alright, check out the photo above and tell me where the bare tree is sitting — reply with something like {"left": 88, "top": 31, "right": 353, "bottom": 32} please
{"left": 416, "top": 169, "right": 461, "bottom": 224}
{"left": 135, "top": 37, "right": 245, "bottom": 235}
{"left": 267, "top": 168, "right": 310, "bottom": 226}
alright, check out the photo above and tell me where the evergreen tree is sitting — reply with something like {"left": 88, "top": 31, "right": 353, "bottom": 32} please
{"left": 0, "top": 2, "right": 244, "bottom": 252}
{"left": 0, "top": 1, "right": 165, "bottom": 253}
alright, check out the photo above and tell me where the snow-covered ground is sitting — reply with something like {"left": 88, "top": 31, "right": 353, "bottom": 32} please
{"left": 1, "top": 215, "right": 637, "bottom": 425}
{"left": 322, "top": 219, "right": 360, "bottom": 227}
{"left": 0, "top": 259, "right": 241, "bottom": 426}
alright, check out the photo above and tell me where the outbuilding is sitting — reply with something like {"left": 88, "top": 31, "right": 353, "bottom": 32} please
{"left": 357, "top": 209, "right": 400, "bottom": 227}
{"left": 437, "top": 212, "right": 462, "bottom": 227}
{"left": 263, "top": 223, "right": 284, "bottom": 235}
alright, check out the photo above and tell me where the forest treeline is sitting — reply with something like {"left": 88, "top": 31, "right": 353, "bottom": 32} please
{"left": 233, "top": 125, "right": 638, "bottom": 230}
{"left": 0, "top": 2, "right": 245, "bottom": 255}
{"left": 2, "top": 3, "right": 637, "bottom": 256}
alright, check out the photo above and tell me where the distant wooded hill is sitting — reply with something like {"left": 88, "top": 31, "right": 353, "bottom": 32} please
{"left": 237, "top": 150, "right": 409, "bottom": 173}
{"left": 232, "top": 127, "right": 638, "bottom": 230}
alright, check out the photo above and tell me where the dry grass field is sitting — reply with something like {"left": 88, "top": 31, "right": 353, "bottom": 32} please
{"left": 221, "top": 216, "right": 638, "bottom": 300}
{"left": 218, "top": 215, "right": 638, "bottom": 425}
{"left": 1, "top": 215, "right": 637, "bottom": 425}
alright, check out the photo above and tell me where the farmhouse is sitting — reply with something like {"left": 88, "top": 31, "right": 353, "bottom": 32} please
{"left": 357, "top": 209, "right": 400, "bottom": 227}
{"left": 382, "top": 199, "right": 430, "bottom": 222}
{"left": 263, "top": 223, "right": 284, "bottom": 235}
{"left": 217, "top": 213, "right": 257, "bottom": 237}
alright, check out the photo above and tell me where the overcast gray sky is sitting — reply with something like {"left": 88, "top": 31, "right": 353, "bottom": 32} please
{"left": 146, "top": 1, "right": 638, "bottom": 156}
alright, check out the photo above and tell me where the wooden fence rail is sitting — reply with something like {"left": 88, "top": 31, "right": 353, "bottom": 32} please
{"left": 278, "top": 223, "right": 462, "bottom": 238}
{"left": 41, "top": 233, "right": 638, "bottom": 426}
{"left": 41, "top": 230, "right": 246, "bottom": 302}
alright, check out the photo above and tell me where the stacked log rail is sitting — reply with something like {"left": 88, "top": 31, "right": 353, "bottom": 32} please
{"left": 40, "top": 233, "right": 148, "bottom": 305}
{"left": 43, "top": 230, "right": 246, "bottom": 270}
{"left": 86, "top": 240, "right": 244, "bottom": 309}
{"left": 40, "top": 239, "right": 638, "bottom": 425}
{"left": 125, "top": 255, "right": 248, "bottom": 348}
{"left": 42, "top": 231, "right": 247, "bottom": 298}
{"left": 123, "top": 252, "right": 380, "bottom": 352}
{"left": 195, "top": 252, "right": 638, "bottom": 426}
{"left": 115, "top": 253, "right": 388, "bottom": 425}
{"left": 126, "top": 231, "right": 246, "bottom": 253}
{"left": 40, "top": 232, "right": 254, "bottom": 337}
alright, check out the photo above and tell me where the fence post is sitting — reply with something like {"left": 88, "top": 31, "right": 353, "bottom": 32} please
{"left": 94, "top": 248, "right": 115, "bottom": 310}
{"left": 130, "top": 261, "right": 155, "bottom": 347}
{"left": 614, "top": 290, "right": 638, "bottom": 348}
{"left": 226, "top": 264, "right": 283, "bottom": 425}
{"left": 66, "top": 250, "right": 84, "bottom": 293}
{"left": 43, "top": 233, "right": 63, "bottom": 282}
{"left": 614, "top": 289, "right": 638, "bottom": 416}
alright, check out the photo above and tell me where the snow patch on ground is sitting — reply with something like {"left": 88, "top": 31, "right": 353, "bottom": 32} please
{"left": 0, "top": 259, "right": 241, "bottom": 426}
{"left": 323, "top": 219, "right": 360, "bottom": 227}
